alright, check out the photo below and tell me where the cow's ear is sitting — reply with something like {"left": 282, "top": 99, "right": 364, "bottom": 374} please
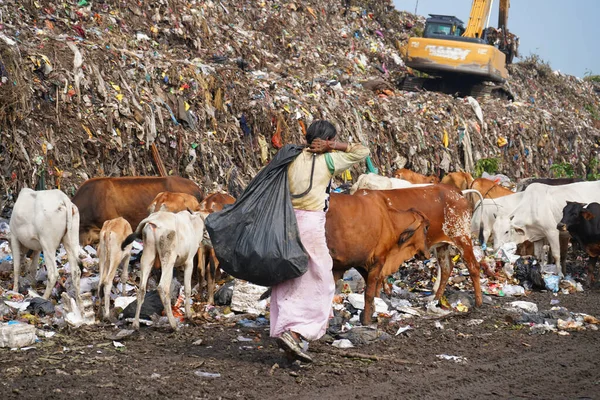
{"left": 581, "top": 210, "right": 595, "bottom": 221}
{"left": 514, "top": 227, "right": 525, "bottom": 236}
{"left": 398, "top": 229, "right": 415, "bottom": 244}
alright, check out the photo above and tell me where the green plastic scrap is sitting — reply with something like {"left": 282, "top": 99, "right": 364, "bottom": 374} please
{"left": 77, "top": 0, "right": 89, "bottom": 6}
{"left": 365, "top": 156, "right": 378, "bottom": 174}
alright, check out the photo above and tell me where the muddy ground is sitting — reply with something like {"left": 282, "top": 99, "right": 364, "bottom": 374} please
{"left": 1, "top": 284, "right": 599, "bottom": 400}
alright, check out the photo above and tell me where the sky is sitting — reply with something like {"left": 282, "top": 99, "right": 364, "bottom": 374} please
{"left": 392, "top": 0, "right": 599, "bottom": 78}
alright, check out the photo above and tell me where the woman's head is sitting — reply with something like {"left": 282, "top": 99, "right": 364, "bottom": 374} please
{"left": 306, "top": 120, "right": 337, "bottom": 145}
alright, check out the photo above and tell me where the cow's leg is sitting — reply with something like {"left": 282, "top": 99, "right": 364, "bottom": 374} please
{"left": 11, "top": 239, "right": 23, "bottom": 292}
{"left": 158, "top": 263, "right": 177, "bottom": 330}
{"left": 454, "top": 237, "right": 483, "bottom": 307}
{"left": 361, "top": 263, "right": 384, "bottom": 326}
{"left": 332, "top": 269, "right": 345, "bottom": 283}
{"left": 207, "top": 248, "right": 218, "bottom": 305}
{"left": 546, "top": 233, "right": 563, "bottom": 277}
{"left": 41, "top": 245, "right": 58, "bottom": 300}
{"left": 120, "top": 252, "right": 131, "bottom": 297}
{"left": 28, "top": 250, "right": 41, "bottom": 283}
{"left": 134, "top": 249, "right": 154, "bottom": 330}
{"left": 587, "top": 256, "right": 598, "bottom": 286}
{"left": 433, "top": 245, "right": 451, "bottom": 301}
{"left": 196, "top": 246, "right": 207, "bottom": 301}
{"left": 558, "top": 231, "right": 570, "bottom": 276}
{"left": 64, "top": 239, "right": 82, "bottom": 310}
{"left": 183, "top": 259, "right": 194, "bottom": 319}
{"left": 533, "top": 240, "right": 546, "bottom": 264}
{"left": 98, "top": 247, "right": 109, "bottom": 320}
{"left": 102, "top": 251, "right": 120, "bottom": 320}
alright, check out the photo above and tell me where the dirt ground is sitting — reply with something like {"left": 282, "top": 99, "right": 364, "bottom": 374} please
{"left": 1, "top": 283, "right": 599, "bottom": 400}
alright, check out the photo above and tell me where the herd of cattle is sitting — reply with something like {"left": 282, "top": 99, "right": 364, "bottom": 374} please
{"left": 3, "top": 168, "right": 599, "bottom": 329}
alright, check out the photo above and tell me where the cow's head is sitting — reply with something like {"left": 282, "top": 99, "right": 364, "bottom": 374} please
{"left": 80, "top": 227, "right": 101, "bottom": 247}
{"left": 428, "top": 175, "right": 440, "bottom": 184}
{"left": 557, "top": 201, "right": 587, "bottom": 231}
{"left": 493, "top": 214, "right": 526, "bottom": 249}
{"left": 394, "top": 208, "right": 431, "bottom": 259}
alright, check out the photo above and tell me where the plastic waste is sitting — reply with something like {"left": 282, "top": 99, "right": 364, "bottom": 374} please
{"left": 26, "top": 297, "right": 55, "bottom": 316}
{"left": 506, "top": 301, "right": 538, "bottom": 313}
{"left": 502, "top": 284, "right": 526, "bottom": 297}
{"left": 236, "top": 317, "right": 269, "bottom": 328}
{"left": 395, "top": 326, "right": 411, "bottom": 336}
{"left": 341, "top": 268, "right": 365, "bottom": 293}
{"left": 347, "top": 293, "right": 388, "bottom": 314}
{"left": 194, "top": 371, "right": 221, "bottom": 379}
{"left": 0, "top": 300, "right": 11, "bottom": 317}
{"left": 114, "top": 296, "right": 137, "bottom": 310}
{"left": 63, "top": 292, "right": 96, "bottom": 327}
{"left": 0, "top": 322, "right": 37, "bottom": 348}
{"left": 122, "top": 290, "right": 164, "bottom": 320}
{"left": 436, "top": 354, "right": 467, "bottom": 363}
{"left": 230, "top": 280, "right": 268, "bottom": 315}
{"left": 214, "top": 280, "right": 235, "bottom": 306}
{"left": 544, "top": 275, "right": 560, "bottom": 293}
{"left": 332, "top": 339, "right": 354, "bottom": 348}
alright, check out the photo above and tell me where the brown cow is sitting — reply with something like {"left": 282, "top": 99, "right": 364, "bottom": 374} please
{"left": 148, "top": 191, "right": 202, "bottom": 214}
{"left": 198, "top": 192, "right": 236, "bottom": 304}
{"left": 327, "top": 192, "right": 430, "bottom": 325}
{"left": 441, "top": 172, "right": 474, "bottom": 191}
{"left": 72, "top": 176, "right": 203, "bottom": 246}
{"left": 354, "top": 184, "right": 484, "bottom": 310}
{"left": 393, "top": 168, "right": 439, "bottom": 184}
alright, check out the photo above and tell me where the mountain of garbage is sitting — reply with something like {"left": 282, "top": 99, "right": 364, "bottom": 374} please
{"left": 0, "top": 0, "right": 599, "bottom": 213}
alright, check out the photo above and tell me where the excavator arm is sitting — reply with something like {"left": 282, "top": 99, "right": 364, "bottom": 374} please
{"left": 498, "top": 0, "right": 510, "bottom": 32}
{"left": 463, "top": 0, "right": 493, "bottom": 39}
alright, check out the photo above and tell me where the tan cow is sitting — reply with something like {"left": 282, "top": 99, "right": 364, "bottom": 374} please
{"left": 148, "top": 191, "right": 202, "bottom": 214}
{"left": 393, "top": 168, "right": 439, "bottom": 184}
{"left": 97, "top": 217, "right": 133, "bottom": 320}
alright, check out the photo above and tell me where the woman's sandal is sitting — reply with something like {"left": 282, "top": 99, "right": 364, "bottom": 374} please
{"left": 276, "top": 331, "right": 313, "bottom": 363}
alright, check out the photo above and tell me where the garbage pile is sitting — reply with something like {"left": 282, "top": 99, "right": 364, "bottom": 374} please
{"left": 0, "top": 0, "right": 599, "bottom": 215}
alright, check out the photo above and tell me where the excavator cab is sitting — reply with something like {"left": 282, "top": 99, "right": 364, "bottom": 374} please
{"left": 424, "top": 15, "right": 467, "bottom": 39}
{"left": 424, "top": 15, "right": 483, "bottom": 43}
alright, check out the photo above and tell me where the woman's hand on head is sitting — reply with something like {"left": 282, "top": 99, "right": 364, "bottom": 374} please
{"left": 307, "top": 138, "right": 331, "bottom": 154}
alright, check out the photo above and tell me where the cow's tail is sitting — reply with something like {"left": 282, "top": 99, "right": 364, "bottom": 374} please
{"left": 121, "top": 216, "right": 150, "bottom": 250}
{"left": 462, "top": 189, "right": 485, "bottom": 247}
{"left": 65, "top": 201, "right": 84, "bottom": 272}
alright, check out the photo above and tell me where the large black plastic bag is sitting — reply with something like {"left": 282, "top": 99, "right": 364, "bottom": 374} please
{"left": 205, "top": 144, "right": 309, "bottom": 286}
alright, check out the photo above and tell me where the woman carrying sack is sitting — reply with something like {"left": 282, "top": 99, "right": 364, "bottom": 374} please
{"left": 271, "top": 120, "right": 370, "bottom": 362}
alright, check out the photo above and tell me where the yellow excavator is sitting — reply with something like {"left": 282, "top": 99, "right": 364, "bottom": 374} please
{"left": 401, "top": 0, "right": 518, "bottom": 99}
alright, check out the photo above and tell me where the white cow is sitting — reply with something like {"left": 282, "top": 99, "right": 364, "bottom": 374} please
{"left": 493, "top": 181, "right": 600, "bottom": 274}
{"left": 471, "top": 192, "right": 525, "bottom": 244}
{"left": 97, "top": 217, "right": 133, "bottom": 320}
{"left": 350, "top": 173, "right": 431, "bottom": 194}
{"left": 9, "top": 188, "right": 82, "bottom": 307}
{"left": 121, "top": 210, "right": 205, "bottom": 330}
